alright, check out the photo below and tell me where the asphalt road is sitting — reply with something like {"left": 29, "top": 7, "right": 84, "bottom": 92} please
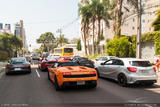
{"left": 0, "top": 61, "right": 160, "bottom": 107}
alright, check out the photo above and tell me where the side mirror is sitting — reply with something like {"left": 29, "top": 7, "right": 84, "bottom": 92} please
{"left": 101, "top": 63, "right": 105, "bottom": 65}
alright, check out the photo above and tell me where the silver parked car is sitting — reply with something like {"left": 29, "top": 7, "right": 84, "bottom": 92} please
{"left": 96, "top": 58, "right": 158, "bottom": 86}
{"left": 94, "top": 56, "right": 117, "bottom": 67}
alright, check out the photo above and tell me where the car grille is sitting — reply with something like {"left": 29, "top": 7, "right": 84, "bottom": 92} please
{"left": 63, "top": 74, "right": 96, "bottom": 78}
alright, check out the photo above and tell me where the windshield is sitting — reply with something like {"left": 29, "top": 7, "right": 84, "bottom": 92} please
{"left": 46, "top": 57, "right": 56, "bottom": 61}
{"left": 130, "top": 61, "right": 152, "bottom": 67}
{"left": 64, "top": 48, "right": 73, "bottom": 53}
{"left": 59, "top": 62, "right": 79, "bottom": 67}
{"left": 11, "top": 58, "right": 26, "bottom": 64}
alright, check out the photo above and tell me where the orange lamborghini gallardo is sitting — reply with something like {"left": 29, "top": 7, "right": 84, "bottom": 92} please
{"left": 48, "top": 61, "right": 98, "bottom": 90}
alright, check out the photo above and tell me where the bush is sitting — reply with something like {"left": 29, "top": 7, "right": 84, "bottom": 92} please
{"left": 141, "top": 31, "right": 160, "bottom": 55}
{"left": 106, "top": 36, "right": 136, "bottom": 57}
{"left": 0, "top": 50, "right": 9, "bottom": 61}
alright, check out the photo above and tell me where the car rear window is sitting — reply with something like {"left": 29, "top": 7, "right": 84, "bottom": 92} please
{"left": 129, "top": 61, "right": 152, "bottom": 67}
{"left": 59, "top": 62, "right": 79, "bottom": 67}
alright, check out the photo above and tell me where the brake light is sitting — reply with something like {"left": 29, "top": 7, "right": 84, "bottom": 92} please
{"left": 63, "top": 72, "right": 71, "bottom": 75}
{"left": 6, "top": 65, "right": 12, "bottom": 68}
{"left": 127, "top": 67, "right": 137, "bottom": 72}
{"left": 153, "top": 67, "right": 156, "bottom": 72}
{"left": 90, "top": 71, "right": 97, "bottom": 74}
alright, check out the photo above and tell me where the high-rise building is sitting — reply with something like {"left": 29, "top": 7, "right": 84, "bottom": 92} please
{"left": 14, "top": 20, "right": 27, "bottom": 49}
{"left": 0, "top": 23, "right": 3, "bottom": 30}
{"left": 15, "top": 23, "right": 21, "bottom": 37}
{"left": 5, "top": 24, "right": 11, "bottom": 30}
{"left": 0, "top": 23, "right": 11, "bottom": 34}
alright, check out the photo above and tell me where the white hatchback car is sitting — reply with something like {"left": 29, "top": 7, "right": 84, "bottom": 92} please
{"left": 96, "top": 58, "right": 158, "bottom": 86}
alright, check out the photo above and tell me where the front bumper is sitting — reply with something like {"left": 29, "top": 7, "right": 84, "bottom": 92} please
{"left": 127, "top": 74, "right": 158, "bottom": 84}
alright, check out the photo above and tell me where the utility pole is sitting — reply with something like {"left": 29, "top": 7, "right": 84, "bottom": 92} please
{"left": 136, "top": 0, "right": 142, "bottom": 58}
{"left": 56, "top": 28, "right": 62, "bottom": 47}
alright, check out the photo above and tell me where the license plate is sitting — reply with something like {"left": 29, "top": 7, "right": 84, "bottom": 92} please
{"left": 141, "top": 70, "right": 148, "bottom": 74}
{"left": 77, "top": 81, "right": 85, "bottom": 85}
{"left": 14, "top": 68, "right": 21, "bottom": 70}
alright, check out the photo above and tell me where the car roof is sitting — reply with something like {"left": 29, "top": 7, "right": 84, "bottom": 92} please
{"left": 118, "top": 58, "right": 149, "bottom": 62}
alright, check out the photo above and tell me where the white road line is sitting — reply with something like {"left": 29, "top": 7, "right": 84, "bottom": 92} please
{"left": 36, "top": 69, "right": 40, "bottom": 78}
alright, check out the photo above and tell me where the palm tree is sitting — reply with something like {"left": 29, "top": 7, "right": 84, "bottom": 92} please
{"left": 55, "top": 34, "right": 68, "bottom": 47}
{"left": 152, "top": 9, "right": 160, "bottom": 31}
{"left": 89, "top": 0, "right": 99, "bottom": 55}
{"left": 79, "top": 2, "right": 92, "bottom": 56}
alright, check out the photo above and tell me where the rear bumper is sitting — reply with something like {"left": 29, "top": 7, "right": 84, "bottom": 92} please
{"left": 57, "top": 75, "right": 98, "bottom": 86}
{"left": 6, "top": 69, "right": 31, "bottom": 74}
{"left": 62, "top": 80, "right": 97, "bottom": 87}
{"left": 127, "top": 74, "right": 158, "bottom": 84}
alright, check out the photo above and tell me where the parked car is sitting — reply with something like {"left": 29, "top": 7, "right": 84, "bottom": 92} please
{"left": 38, "top": 57, "right": 57, "bottom": 71}
{"left": 32, "top": 54, "right": 40, "bottom": 60}
{"left": 96, "top": 58, "right": 158, "bottom": 86}
{"left": 94, "top": 56, "right": 117, "bottom": 67}
{"left": 5, "top": 57, "right": 31, "bottom": 75}
{"left": 48, "top": 54, "right": 60, "bottom": 59}
{"left": 57, "top": 56, "right": 73, "bottom": 62}
{"left": 72, "top": 57, "right": 94, "bottom": 68}
{"left": 48, "top": 61, "right": 98, "bottom": 90}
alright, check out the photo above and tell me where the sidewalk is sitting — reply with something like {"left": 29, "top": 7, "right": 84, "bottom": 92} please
{"left": 0, "top": 62, "right": 6, "bottom": 73}
{"left": 156, "top": 72, "right": 160, "bottom": 85}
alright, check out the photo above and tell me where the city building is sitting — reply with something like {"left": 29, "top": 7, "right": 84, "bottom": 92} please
{"left": 14, "top": 20, "right": 28, "bottom": 49}
{"left": 80, "top": 0, "right": 160, "bottom": 56}
{"left": 0, "top": 23, "right": 11, "bottom": 34}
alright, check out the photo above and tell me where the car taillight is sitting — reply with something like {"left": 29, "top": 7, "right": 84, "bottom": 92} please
{"left": 90, "top": 71, "right": 97, "bottom": 74}
{"left": 23, "top": 64, "right": 30, "bottom": 67}
{"left": 63, "top": 72, "right": 71, "bottom": 75}
{"left": 127, "top": 67, "right": 137, "bottom": 72}
{"left": 6, "top": 65, "right": 12, "bottom": 68}
{"left": 153, "top": 67, "right": 156, "bottom": 72}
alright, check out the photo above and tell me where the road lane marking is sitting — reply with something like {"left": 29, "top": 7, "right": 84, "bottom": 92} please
{"left": 36, "top": 69, "right": 40, "bottom": 78}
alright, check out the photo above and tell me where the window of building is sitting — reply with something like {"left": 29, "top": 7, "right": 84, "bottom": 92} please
{"left": 142, "top": 19, "right": 145, "bottom": 23}
{"left": 132, "top": 27, "right": 135, "bottom": 30}
{"left": 133, "top": 18, "right": 135, "bottom": 22}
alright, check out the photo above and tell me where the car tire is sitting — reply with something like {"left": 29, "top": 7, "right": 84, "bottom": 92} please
{"left": 48, "top": 71, "right": 51, "bottom": 81}
{"left": 28, "top": 70, "right": 31, "bottom": 74}
{"left": 145, "top": 82, "right": 154, "bottom": 86}
{"left": 54, "top": 76, "right": 61, "bottom": 91}
{"left": 91, "top": 83, "right": 97, "bottom": 88}
{"left": 95, "top": 68, "right": 100, "bottom": 78}
{"left": 118, "top": 74, "right": 127, "bottom": 87}
{"left": 5, "top": 72, "right": 10, "bottom": 75}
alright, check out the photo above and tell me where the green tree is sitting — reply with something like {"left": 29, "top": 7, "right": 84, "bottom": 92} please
{"left": 77, "top": 39, "right": 82, "bottom": 51}
{"left": 0, "top": 33, "right": 23, "bottom": 60}
{"left": 152, "top": 9, "right": 160, "bottom": 31}
{"left": 55, "top": 34, "right": 68, "bottom": 47}
{"left": 37, "top": 32, "right": 55, "bottom": 52}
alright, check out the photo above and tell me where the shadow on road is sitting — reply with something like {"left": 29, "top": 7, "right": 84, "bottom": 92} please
{"left": 99, "top": 77, "right": 160, "bottom": 89}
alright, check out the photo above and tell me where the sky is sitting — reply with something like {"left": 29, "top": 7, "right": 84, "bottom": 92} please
{"left": 0, "top": 0, "right": 80, "bottom": 52}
